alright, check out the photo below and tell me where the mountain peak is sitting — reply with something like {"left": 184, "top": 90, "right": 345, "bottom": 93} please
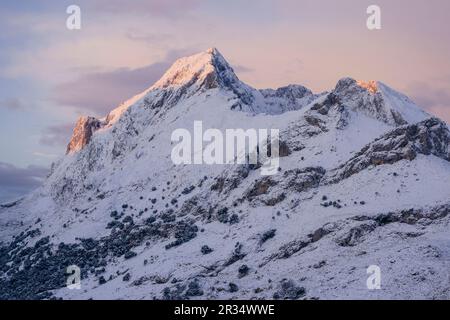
{"left": 98, "top": 48, "right": 248, "bottom": 126}
{"left": 333, "top": 77, "right": 429, "bottom": 125}
{"left": 356, "top": 80, "right": 378, "bottom": 94}
{"left": 206, "top": 47, "right": 220, "bottom": 55}
{"left": 336, "top": 78, "right": 379, "bottom": 94}
{"left": 151, "top": 47, "right": 237, "bottom": 90}
{"left": 146, "top": 47, "right": 260, "bottom": 110}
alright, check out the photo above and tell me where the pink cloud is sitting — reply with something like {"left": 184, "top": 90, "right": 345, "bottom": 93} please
{"left": 50, "top": 49, "right": 198, "bottom": 116}
{"left": 85, "top": 0, "right": 203, "bottom": 17}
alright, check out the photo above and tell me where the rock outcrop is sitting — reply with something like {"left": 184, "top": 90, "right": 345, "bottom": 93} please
{"left": 328, "top": 118, "right": 450, "bottom": 182}
{"left": 66, "top": 116, "right": 102, "bottom": 154}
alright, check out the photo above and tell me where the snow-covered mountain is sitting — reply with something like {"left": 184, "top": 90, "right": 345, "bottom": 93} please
{"left": 1, "top": 48, "right": 449, "bottom": 300}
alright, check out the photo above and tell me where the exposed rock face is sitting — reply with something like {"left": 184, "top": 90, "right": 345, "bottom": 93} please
{"left": 245, "top": 177, "right": 277, "bottom": 199}
{"left": 328, "top": 118, "right": 450, "bottom": 182}
{"left": 243, "top": 167, "right": 326, "bottom": 207}
{"left": 333, "top": 77, "right": 407, "bottom": 126}
{"left": 337, "top": 203, "right": 450, "bottom": 247}
{"left": 260, "top": 84, "right": 317, "bottom": 113}
{"left": 282, "top": 167, "right": 326, "bottom": 193}
{"left": 332, "top": 77, "right": 431, "bottom": 126}
{"left": 66, "top": 116, "right": 102, "bottom": 154}
{"left": 356, "top": 80, "right": 378, "bottom": 94}
{"left": 260, "top": 84, "right": 313, "bottom": 101}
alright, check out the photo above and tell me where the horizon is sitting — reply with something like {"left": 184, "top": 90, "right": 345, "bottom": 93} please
{"left": 1, "top": 0, "right": 450, "bottom": 202}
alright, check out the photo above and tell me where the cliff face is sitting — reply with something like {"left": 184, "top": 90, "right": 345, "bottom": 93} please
{"left": 66, "top": 116, "right": 102, "bottom": 154}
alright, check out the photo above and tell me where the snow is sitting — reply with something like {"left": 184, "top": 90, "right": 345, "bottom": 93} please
{"left": 1, "top": 48, "right": 449, "bottom": 300}
{"left": 152, "top": 48, "right": 221, "bottom": 89}
{"left": 377, "top": 81, "right": 430, "bottom": 124}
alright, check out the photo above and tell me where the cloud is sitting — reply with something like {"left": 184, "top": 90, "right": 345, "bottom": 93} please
{"left": 83, "top": 0, "right": 202, "bottom": 17}
{"left": 0, "top": 98, "right": 26, "bottom": 110}
{"left": 406, "top": 81, "right": 450, "bottom": 123}
{"left": 233, "top": 65, "right": 253, "bottom": 74}
{"left": 125, "top": 31, "right": 174, "bottom": 44}
{"left": 50, "top": 48, "right": 197, "bottom": 116}
{"left": 33, "top": 152, "right": 58, "bottom": 159}
{"left": 39, "top": 123, "right": 75, "bottom": 147}
{"left": 51, "top": 63, "right": 167, "bottom": 115}
{"left": 0, "top": 0, "right": 202, "bottom": 19}
{"left": 0, "top": 162, "right": 48, "bottom": 203}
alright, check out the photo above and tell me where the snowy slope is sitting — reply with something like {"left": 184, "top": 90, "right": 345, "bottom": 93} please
{"left": 0, "top": 48, "right": 449, "bottom": 300}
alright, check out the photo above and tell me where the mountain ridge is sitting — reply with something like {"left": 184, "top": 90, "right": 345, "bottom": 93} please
{"left": 0, "top": 48, "right": 449, "bottom": 300}
{"left": 65, "top": 48, "right": 431, "bottom": 155}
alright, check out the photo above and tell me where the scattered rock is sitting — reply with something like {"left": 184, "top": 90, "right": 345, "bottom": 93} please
{"left": 273, "top": 279, "right": 306, "bottom": 300}
{"left": 201, "top": 245, "right": 213, "bottom": 255}
{"left": 229, "top": 214, "right": 239, "bottom": 225}
{"left": 260, "top": 229, "right": 276, "bottom": 244}
{"left": 181, "top": 186, "right": 195, "bottom": 195}
{"left": 217, "top": 207, "right": 229, "bottom": 223}
{"left": 238, "top": 264, "right": 250, "bottom": 278}
{"left": 185, "top": 280, "right": 203, "bottom": 297}
{"left": 123, "top": 273, "right": 131, "bottom": 282}
{"left": 224, "top": 243, "right": 246, "bottom": 266}
{"left": 313, "top": 260, "right": 327, "bottom": 269}
{"left": 124, "top": 251, "right": 137, "bottom": 260}
{"left": 228, "top": 282, "right": 239, "bottom": 293}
